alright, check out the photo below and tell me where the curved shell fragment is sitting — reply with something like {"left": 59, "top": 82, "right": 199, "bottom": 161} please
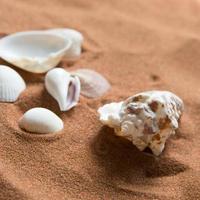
{"left": 72, "top": 69, "right": 110, "bottom": 98}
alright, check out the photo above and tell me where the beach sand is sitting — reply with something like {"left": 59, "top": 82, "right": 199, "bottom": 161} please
{"left": 0, "top": 0, "right": 200, "bottom": 199}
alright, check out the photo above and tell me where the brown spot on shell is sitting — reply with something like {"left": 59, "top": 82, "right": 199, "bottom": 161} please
{"left": 132, "top": 95, "right": 143, "bottom": 102}
{"left": 127, "top": 106, "right": 142, "bottom": 115}
{"left": 149, "top": 101, "right": 159, "bottom": 112}
{"left": 143, "top": 123, "right": 155, "bottom": 134}
{"left": 152, "top": 134, "right": 161, "bottom": 141}
{"left": 158, "top": 116, "right": 171, "bottom": 129}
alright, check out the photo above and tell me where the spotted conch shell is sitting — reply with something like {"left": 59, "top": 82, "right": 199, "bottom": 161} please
{"left": 72, "top": 69, "right": 111, "bottom": 98}
{"left": 19, "top": 107, "right": 63, "bottom": 134}
{"left": 0, "top": 65, "right": 26, "bottom": 102}
{"left": 98, "top": 91, "right": 184, "bottom": 156}
{"left": 45, "top": 68, "right": 80, "bottom": 111}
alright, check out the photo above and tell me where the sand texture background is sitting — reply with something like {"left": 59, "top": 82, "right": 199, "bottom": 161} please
{"left": 0, "top": 0, "right": 200, "bottom": 199}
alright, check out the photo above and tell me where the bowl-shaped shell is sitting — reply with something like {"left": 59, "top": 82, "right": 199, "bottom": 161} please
{"left": 0, "top": 31, "right": 72, "bottom": 73}
{"left": 0, "top": 65, "right": 26, "bottom": 102}
{"left": 19, "top": 107, "right": 63, "bottom": 134}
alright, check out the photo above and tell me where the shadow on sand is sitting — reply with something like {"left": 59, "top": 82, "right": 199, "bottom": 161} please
{"left": 90, "top": 126, "right": 188, "bottom": 182}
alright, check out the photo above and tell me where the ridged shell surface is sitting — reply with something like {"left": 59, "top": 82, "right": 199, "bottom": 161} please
{"left": 0, "top": 65, "right": 26, "bottom": 102}
{"left": 72, "top": 69, "right": 110, "bottom": 98}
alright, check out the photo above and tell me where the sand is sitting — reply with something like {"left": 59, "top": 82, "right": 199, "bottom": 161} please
{"left": 0, "top": 0, "right": 200, "bottom": 199}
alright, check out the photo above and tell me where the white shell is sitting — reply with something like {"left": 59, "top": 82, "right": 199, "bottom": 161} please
{"left": 98, "top": 102, "right": 123, "bottom": 128}
{"left": 0, "top": 31, "right": 72, "bottom": 73}
{"left": 98, "top": 91, "right": 184, "bottom": 156}
{"left": 19, "top": 107, "right": 63, "bottom": 134}
{"left": 45, "top": 68, "right": 81, "bottom": 111}
{"left": 47, "top": 28, "right": 83, "bottom": 60}
{"left": 0, "top": 65, "right": 26, "bottom": 102}
{"left": 72, "top": 69, "right": 110, "bottom": 98}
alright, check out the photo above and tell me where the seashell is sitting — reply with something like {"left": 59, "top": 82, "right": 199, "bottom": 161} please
{"left": 45, "top": 68, "right": 81, "bottom": 111}
{"left": 72, "top": 69, "right": 110, "bottom": 98}
{"left": 0, "top": 65, "right": 26, "bottom": 102}
{"left": 0, "top": 31, "right": 72, "bottom": 73}
{"left": 19, "top": 107, "right": 63, "bottom": 134}
{"left": 47, "top": 28, "right": 83, "bottom": 60}
{"left": 98, "top": 91, "right": 184, "bottom": 156}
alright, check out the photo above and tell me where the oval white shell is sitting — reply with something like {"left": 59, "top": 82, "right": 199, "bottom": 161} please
{"left": 0, "top": 31, "right": 72, "bottom": 73}
{"left": 98, "top": 91, "right": 184, "bottom": 156}
{"left": 45, "top": 68, "right": 81, "bottom": 111}
{"left": 47, "top": 28, "right": 83, "bottom": 60}
{"left": 72, "top": 69, "right": 110, "bottom": 98}
{"left": 19, "top": 107, "right": 63, "bottom": 134}
{"left": 0, "top": 65, "right": 26, "bottom": 102}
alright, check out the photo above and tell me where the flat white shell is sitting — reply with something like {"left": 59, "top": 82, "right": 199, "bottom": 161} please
{"left": 45, "top": 68, "right": 81, "bottom": 111}
{"left": 0, "top": 65, "right": 26, "bottom": 102}
{"left": 19, "top": 107, "right": 63, "bottom": 134}
{"left": 72, "top": 69, "right": 111, "bottom": 98}
{"left": 0, "top": 31, "right": 72, "bottom": 73}
{"left": 98, "top": 91, "right": 184, "bottom": 156}
{"left": 47, "top": 28, "right": 83, "bottom": 60}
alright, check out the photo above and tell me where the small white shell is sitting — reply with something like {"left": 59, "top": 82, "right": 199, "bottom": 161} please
{"left": 0, "top": 31, "right": 72, "bottom": 73}
{"left": 45, "top": 68, "right": 81, "bottom": 111}
{"left": 98, "top": 91, "right": 184, "bottom": 156}
{"left": 47, "top": 28, "right": 83, "bottom": 60}
{"left": 0, "top": 65, "right": 26, "bottom": 102}
{"left": 72, "top": 69, "right": 110, "bottom": 98}
{"left": 19, "top": 107, "right": 63, "bottom": 134}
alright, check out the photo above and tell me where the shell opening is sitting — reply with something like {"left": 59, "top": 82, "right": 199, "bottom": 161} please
{"left": 66, "top": 81, "right": 76, "bottom": 108}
